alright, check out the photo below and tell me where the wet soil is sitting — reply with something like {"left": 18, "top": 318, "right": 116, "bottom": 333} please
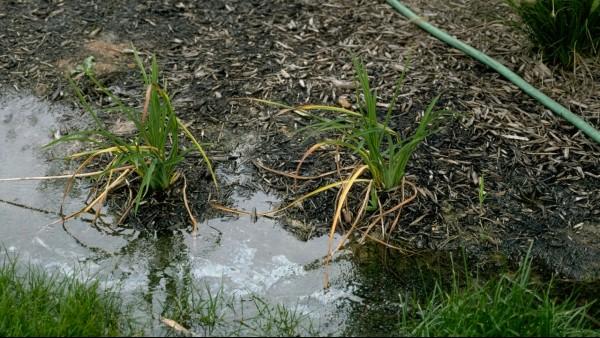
{"left": 1, "top": 0, "right": 599, "bottom": 283}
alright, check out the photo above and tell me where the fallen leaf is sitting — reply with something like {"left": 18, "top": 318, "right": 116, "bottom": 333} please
{"left": 160, "top": 317, "right": 193, "bottom": 336}
{"left": 338, "top": 95, "right": 352, "bottom": 108}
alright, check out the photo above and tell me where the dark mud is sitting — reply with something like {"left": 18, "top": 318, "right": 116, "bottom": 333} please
{"left": 1, "top": 0, "right": 599, "bottom": 284}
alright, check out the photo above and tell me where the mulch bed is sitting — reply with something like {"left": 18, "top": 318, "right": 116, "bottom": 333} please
{"left": 1, "top": 0, "right": 598, "bottom": 280}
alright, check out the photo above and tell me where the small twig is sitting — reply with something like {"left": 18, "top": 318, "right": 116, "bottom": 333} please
{"left": 210, "top": 202, "right": 277, "bottom": 219}
{"left": 61, "top": 154, "right": 99, "bottom": 217}
{"left": 0, "top": 165, "right": 135, "bottom": 182}
{"left": 117, "top": 183, "right": 134, "bottom": 225}
{"left": 210, "top": 178, "right": 369, "bottom": 220}
{"left": 361, "top": 231, "right": 415, "bottom": 254}
{"left": 332, "top": 181, "right": 373, "bottom": 254}
{"left": 323, "top": 165, "right": 370, "bottom": 288}
{"left": 182, "top": 174, "right": 198, "bottom": 232}
{"left": 359, "top": 180, "right": 418, "bottom": 244}
{"left": 67, "top": 169, "right": 131, "bottom": 221}
{"left": 294, "top": 142, "right": 329, "bottom": 188}
{"left": 42, "top": 169, "right": 132, "bottom": 228}
{"left": 0, "top": 198, "right": 60, "bottom": 215}
{"left": 252, "top": 159, "right": 354, "bottom": 181}
{"left": 387, "top": 177, "right": 407, "bottom": 235}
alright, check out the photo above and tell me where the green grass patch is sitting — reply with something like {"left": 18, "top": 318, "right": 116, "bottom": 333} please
{"left": 0, "top": 253, "right": 313, "bottom": 337}
{"left": 507, "top": 0, "right": 600, "bottom": 67}
{"left": 0, "top": 256, "right": 132, "bottom": 337}
{"left": 398, "top": 249, "right": 599, "bottom": 337}
{"left": 162, "top": 283, "right": 314, "bottom": 336}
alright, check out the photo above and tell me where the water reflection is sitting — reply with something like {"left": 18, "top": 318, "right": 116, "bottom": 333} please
{"left": 0, "top": 92, "right": 358, "bottom": 335}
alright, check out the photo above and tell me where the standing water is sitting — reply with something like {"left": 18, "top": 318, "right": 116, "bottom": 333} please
{"left": 0, "top": 93, "right": 372, "bottom": 335}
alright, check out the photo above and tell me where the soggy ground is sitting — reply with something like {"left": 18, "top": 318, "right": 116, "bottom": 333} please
{"left": 0, "top": 0, "right": 599, "bottom": 335}
{"left": 0, "top": 93, "right": 361, "bottom": 335}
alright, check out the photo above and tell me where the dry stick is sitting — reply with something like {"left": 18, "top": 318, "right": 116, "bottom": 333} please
{"left": 387, "top": 178, "right": 407, "bottom": 235}
{"left": 388, "top": 211, "right": 403, "bottom": 238}
{"left": 210, "top": 203, "right": 271, "bottom": 218}
{"left": 65, "top": 169, "right": 131, "bottom": 222}
{"left": 356, "top": 189, "right": 384, "bottom": 240}
{"left": 91, "top": 171, "right": 111, "bottom": 224}
{"left": 0, "top": 163, "right": 139, "bottom": 182}
{"left": 62, "top": 156, "right": 127, "bottom": 220}
{"left": 85, "top": 180, "right": 99, "bottom": 207}
{"left": 323, "top": 165, "right": 370, "bottom": 288}
{"left": 92, "top": 195, "right": 108, "bottom": 224}
{"left": 371, "top": 181, "right": 418, "bottom": 219}
{"left": 252, "top": 159, "right": 354, "bottom": 181}
{"left": 0, "top": 198, "right": 60, "bottom": 215}
{"left": 332, "top": 180, "right": 373, "bottom": 253}
{"left": 335, "top": 145, "right": 342, "bottom": 178}
{"left": 377, "top": 193, "right": 385, "bottom": 237}
{"left": 385, "top": 187, "right": 406, "bottom": 238}
{"left": 182, "top": 174, "right": 198, "bottom": 232}
{"left": 117, "top": 186, "right": 134, "bottom": 225}
{"left": 43, "top": 169, "right": 133, "bottom": 228}
{"left": 61, "top": 157, "right": 143, "bottom": 223}
{"left": 241, "top": 97, "right": 312, "bottom": 117}
{"left": 210, "top": 178, "right": 370, "bottom": 219}
{"left": 359, "top": 181, "right": 418, "bottom": 245}
{"left": 0, "top": 171, "right": 104, "bottom": 182}
{"left": 362, "top": 232, "right": 415, "bottom": 254}
{"left": 60, "top": 153, "right": 100, "bottom": 217}
{"left": 294, "top": 142, "right": 330, "bottom": 188}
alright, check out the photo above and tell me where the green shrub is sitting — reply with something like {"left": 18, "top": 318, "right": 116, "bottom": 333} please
{"left": 508, "top": 0, "right": 600, "bottom": 66}
{"left": 46, "top": 50, "right": 217, "bottom": 226}
{"left": 252, "top": 58, "right": 445, "bottom": 258}
{"left": 303, "top": 58, "right": 443, "bottom": 192}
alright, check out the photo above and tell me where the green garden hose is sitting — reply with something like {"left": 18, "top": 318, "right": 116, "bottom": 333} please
{"left": 386, "top": 0, "right": 600, "bottom": 145}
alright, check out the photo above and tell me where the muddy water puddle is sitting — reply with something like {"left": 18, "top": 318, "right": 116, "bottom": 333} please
{"left": 0, "top": 93, "right": 365, "bottom": 335}
{"left": 6, "top": 93, "right": 593, "bottom": 336}
{"left": 0, "top": 93, "right": 105, "bottom": 266}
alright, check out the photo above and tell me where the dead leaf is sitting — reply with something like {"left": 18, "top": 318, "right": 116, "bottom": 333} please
{"left": 160, "top": 317, "right": 193, "bottom": 336}
{"left": 338, "top": 95, "right": 352, "bottom": 108}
